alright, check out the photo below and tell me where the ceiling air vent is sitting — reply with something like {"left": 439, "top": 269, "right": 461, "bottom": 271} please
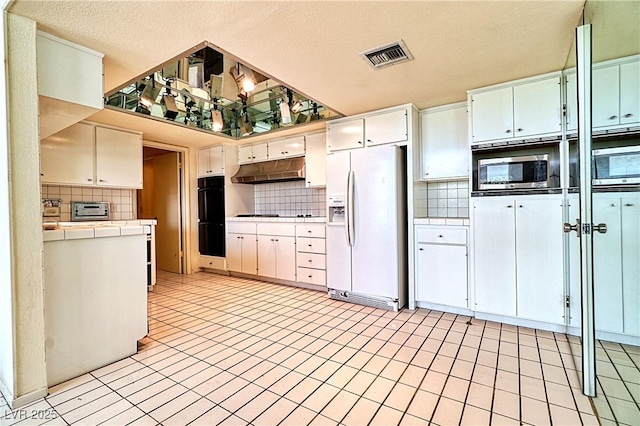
{"left": 360, "top": 39, "right": 414, "bottom": 69}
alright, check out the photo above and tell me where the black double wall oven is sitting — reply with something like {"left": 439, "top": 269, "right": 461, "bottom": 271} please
{"left": 198, "top": 176, "right": 225, "bottom": 257}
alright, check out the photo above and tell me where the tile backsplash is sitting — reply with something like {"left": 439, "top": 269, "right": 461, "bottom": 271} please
{"left": 42, "top": 185, "right": 134, "bottom": 222}
{"left": 414, "top": 179, "right": 469, "bottom": 218}
{"left": 255, "top": 181, "right": 326, "bottom": 217}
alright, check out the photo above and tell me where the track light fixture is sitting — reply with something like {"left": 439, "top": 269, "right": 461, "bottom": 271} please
{"left": 287, "top": 89, "right": 303, "bottom": 114}
{"left": 231, "top": 63, "right": 257, "bottom": 96}
{"left": 161, "top": 83, "right": 179, "bottom": 120}
{"left": 239, "top": 100, "right": 253, "bottom": 136}
{"left": 280, "top": 88, "right": 293, "bottom": 126}
{"left": 210, "top": 98, "right": 224, "bottom": 132}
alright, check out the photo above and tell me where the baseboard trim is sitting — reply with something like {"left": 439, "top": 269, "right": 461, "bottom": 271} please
{"left": 415, "top": 301, "right": 474, "bottom": 317}
{"left": 225, "top": 271, "right": 326, "bottom": 293}
{"left": 474, "top": 312, "right": 567, "bottom": 334}
{"left": 2, "top": 386, "right": 47, "bottom": 409}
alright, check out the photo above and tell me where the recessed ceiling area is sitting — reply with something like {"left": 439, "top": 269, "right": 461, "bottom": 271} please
{"left": 106, "top": 44, "right": 340, "bottom": 140}
{"left": 10, "top": 0, "right": 586, "bottom": 120}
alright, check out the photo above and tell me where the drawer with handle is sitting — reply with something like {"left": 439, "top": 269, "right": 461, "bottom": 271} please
{"left": 297, "top": 267, "right": 326, "bottom": 286}
{"left": 415, "top": 227, "right": 467, "bottom": 245}
{"left": 296, "top": 252, "right": 326, "bottom": 270}
{"left": 297, "top": 237, "right": 326, "bottom": 254}
{"left": 296, "top": 224, "right": 326, "bottom": 238}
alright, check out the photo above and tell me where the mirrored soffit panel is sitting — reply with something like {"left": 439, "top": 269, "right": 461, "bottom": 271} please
{"left": 105, "top": 42, "right": 342, "bottom": 140}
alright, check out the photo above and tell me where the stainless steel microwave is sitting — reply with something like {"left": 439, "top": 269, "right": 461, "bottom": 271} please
{"left": 592, "top": 146, "right": 640, "bottom": 185}
{"left": 478, "top": 154, "right": 549, "bottom": 190}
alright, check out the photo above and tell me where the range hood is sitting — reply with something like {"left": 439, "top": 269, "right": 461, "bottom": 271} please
{"left": 231, "top": 157, "right": 305, "bottom": 184}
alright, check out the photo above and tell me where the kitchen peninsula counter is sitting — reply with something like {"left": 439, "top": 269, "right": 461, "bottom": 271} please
{"left": 42, "top": 220, "right": 152, "bottom": 386}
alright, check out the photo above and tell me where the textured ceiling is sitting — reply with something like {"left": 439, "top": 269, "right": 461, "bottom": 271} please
{"left": 10, "top": 0, "right": 587, "bottom": 119}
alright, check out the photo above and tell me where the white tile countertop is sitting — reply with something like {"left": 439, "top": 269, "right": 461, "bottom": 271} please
{"left": 414, "top": 217, "right": 470, "bottom": 226}
{"left": 227, "top": 216, "right": 326, "bottom": 223}
{"left": 43, "top": 220, "right": 156, "bottom": 241}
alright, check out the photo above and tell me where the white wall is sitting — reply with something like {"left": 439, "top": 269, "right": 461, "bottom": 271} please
{"left": 0, "top": 5, "right": 15, "bottom": 404}
{"left": 2, "top": 12, "right": 47, "bottom": 407}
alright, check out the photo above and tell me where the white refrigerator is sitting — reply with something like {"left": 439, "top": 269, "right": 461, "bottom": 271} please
{"left": 326, "top": 145, "right": 406, "bottom": 311}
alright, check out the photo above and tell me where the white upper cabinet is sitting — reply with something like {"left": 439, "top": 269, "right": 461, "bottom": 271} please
{"left": 566, "top": 56, "right": 640, "bottom": 132}
{"left": 420, "top": 103, "right": 468, "bottom": 180}
{"left": 238, "top": 145, "right": 253, "bottom": 164}
{"left": 268, "top": 135, "right": 305, "bottom": 159}
{"left": 95, "top": 127, "right": 143, "bottom": 188}
{"left": 37, "top": 32, "right": 105, "bottom": 139}
{"left": 364, "top": 109, "right": 408, "bottom": 146}
{"left": 470, "top": 87, "right": 514, "bottom": 143}
{"left": 41, "top": 122, "right": 95, "bottom": 185}
{"left": 327, "top": 118, "right": 364, "bottom": 151}
{"left": 238, "top": 142, "right": 268, "bottom": 164}
{"left": 565, "top": 73, "right": 578, "bottom": 132}
{"left": 593, "top": 66, "right": 621, "bottom": 129}
{"left": 469, "top": 74, "right": 562, "bottom": 144}
{"left": 198, "top": 145, "right": 224, "bottom": 177}
{"left": 40, "top": 122, "right": 142, "bottom": 189}
{"left": 620, "top": 60, "right": 640, "bottom": 125}
{"left": 512, "top": 77, "right": 562, "bottom": 138}
{"left": 253, "top": 143, "right": 268, "bottom": 162}
{"left": 36, "top": 31, "right": 104, "bottom": 109}
{"left": 304, "top": 132, "right": 326, "bottom": 188}
{"left": 327, "top": 106, "right": 412, "bottom": 152}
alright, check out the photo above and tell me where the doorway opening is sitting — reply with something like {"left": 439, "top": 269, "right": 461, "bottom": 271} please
{"left": 138, "top": 146, "right": 185, "bottom": 274}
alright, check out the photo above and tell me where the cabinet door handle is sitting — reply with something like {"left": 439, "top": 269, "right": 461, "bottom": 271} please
{"left": 624, "top": 113, "right": 633, "bottom": 118}
{"left": 87, "top": 178, "right": 92, "bottom": 182}
{"left": 308, "top": 244, "right": 312, "bottom": 247}
{"left": 506, "top": 205, "right": 513, "bottom": 208}
{"left": 419, "top": 248, "right": 424, "bottom": 251}
{"left": 308, "top": 275, "right": 313, "bottom": 278}
{"left": 438, "top": 235, "right": 443, "bottom": 238}
{"left": 99, "top": 179, "right": 106, "bottom": 182}
{"left": 624, "top": 203, "right": 635, "bottom": 207}
{"left": 608, "top": 115, "right": 617, "bottom": 120}
{"left": 357, "top": 141, "right": 363, "bottom": 144}
{"left": 308, "top": 259, "right": 312, "bottom": 262}
{"left": 367, "top": 139, "right": 372, "bottom": 142}
{"left": 40, "top": 173, "right": 44, "bottom": 176}
{"left": 516, "top": 128, "right": 523, "bottom": 132}
{"left": 593, "top": 223, "right": 607, "bottom": 234}
{"left": 518, "top": 205, "right": 523, "bottom": 208}
{"left": 275, "top": 239, "right": 279, "bottom": 242}
{"left": 307, "top": 230, "right": 312, "bottom": 233}
{"left": 505, "top": 129, "right": 512, "bottom": 133}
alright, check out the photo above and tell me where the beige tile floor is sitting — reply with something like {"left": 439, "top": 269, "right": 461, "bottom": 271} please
{"left": 569, "top": 337, "right": 640, "bottom": 425}
{"left": 1, "top": 271, "right": 600, "bottom": 425}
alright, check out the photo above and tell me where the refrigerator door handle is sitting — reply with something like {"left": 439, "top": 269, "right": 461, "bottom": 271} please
{"left": 347, "top": 170, "right": 355, "bottom": 247}
{"left": 345, "top": 170, "right": 352, "bottom": 246}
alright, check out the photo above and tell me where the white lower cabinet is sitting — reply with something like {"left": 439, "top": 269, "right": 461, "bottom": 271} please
{"left": 415, "top": 226, "right": 468, "bottom": 309}
{"left": 472, "top": 195, "right": 565, "bottom": 324}
{"left": 258, "top": 235, "right": 296, "bottom": 281}
{"left": 257, "top": 223, "right": 296, "bottom": 281}
{"left": 570, "top": 193, "right": 640, "bottom": 337}
{"left": 226, "top": 223, "right": 257, "bottom": 275}
{"left": 296, "top": 224, "right": 326, "bottom": 286}
{"left": 228, "top": 221, "right": 327, "bottom": 286}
